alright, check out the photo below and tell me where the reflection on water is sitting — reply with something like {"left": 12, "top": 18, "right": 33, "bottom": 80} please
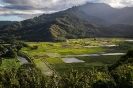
{"left": 62, "top": 58, "right": 85, "bottom": 63}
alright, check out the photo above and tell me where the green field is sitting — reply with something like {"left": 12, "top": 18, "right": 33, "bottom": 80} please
{"left": 1, "top": 38, "right": 132, "bottom": 75}
{"left": 33, "top": 59, "right": 53, "bottom": 76}
{"left": 20, "top": 38, "right": 133, "bottom": 75}
{"left": 44, "top": 55, "right": 121, "bottom": 74}
{"left": 22, "top": 38, "right": 130, "bottom": 56}
{"left": 0, "top": 57, "right": 21, "bottom": 74}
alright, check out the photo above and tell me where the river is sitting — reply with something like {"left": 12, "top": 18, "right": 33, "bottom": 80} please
{"left": 17, "top": 56, "right": 28, "bottom": 64}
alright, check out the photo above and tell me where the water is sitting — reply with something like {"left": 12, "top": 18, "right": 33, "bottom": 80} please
{"left": 62, "top": 58, "right": 85, "bottom": 63}
{"left": 68, "top": 53, "right": 125, "bottom": 57}
{"left": 17, "top": 56, "right": 28, "bottom": 64}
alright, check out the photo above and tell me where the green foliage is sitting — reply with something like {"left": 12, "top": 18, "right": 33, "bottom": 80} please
{"left": 108, "top": 50, "right": 133, "bottom": 71}
{"left": 30, "top": 45, "right": 38, "bottom": 50}
{"left": 1, "top": 61, "right": 133, "bottom": 87}
{"left": 92, "top": 80, "right": 115, "bottom": 88}
{"left": 0, "top": 57, "right": 21, "bottom": 73}
{"left": 0, "top": 45, "right": 6, "bottom": 55}
{"left": 2, "top": 49, "right": 17, "bottom": 58}
{"left": 111, "top": 64, "right": 133, "bottom": 88}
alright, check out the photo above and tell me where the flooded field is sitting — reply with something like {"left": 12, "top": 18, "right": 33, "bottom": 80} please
{"left": 17, "top": 56, "right": 28, "bottom": 64}
{"left": 62, "top": 58, "right": 85, "bottom": 63}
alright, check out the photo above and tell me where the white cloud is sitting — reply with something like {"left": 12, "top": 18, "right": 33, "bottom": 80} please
{"left": 99, "top": 0, "right": 133, "bottom": 7}
{"left": 0, "top": 0, "right": 87, "bottom": 19}
{"left": 0, "top": 4, "right": 4, "bottom": 7}
{"left": 0, "top": 0, "right": 133, "bottom": 20}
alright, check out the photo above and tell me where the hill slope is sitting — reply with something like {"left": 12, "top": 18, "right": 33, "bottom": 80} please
{"left": 0, "top": 6, "right": 133, "bottom": 41}
{"left": 0, "top": 21, "right": 17, "bottom": 26}
{"left": 11, "top": 13, "right": 99, "bottom": 41}
{"left": 62, "top": 6, "right": 108, "bottom": 25}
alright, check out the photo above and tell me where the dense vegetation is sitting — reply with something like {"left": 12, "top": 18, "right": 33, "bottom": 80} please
{"left": 0, "top": 36, "right": 30, "bottom": 68}
{"left": 0, "top": 36, "right": 29, "bottom": 56}
{"left": 0, "top": 21, "right": 17, "bottom": 26}
{"left": 0, "top": 50, "right": 133, "bottom": 88}
{"left": 1, "top": 37, "right": 133, "bottom": 87}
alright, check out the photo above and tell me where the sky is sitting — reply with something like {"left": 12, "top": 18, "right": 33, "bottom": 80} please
{"left": 0, "top": 0, "right": 133, "bottom": 21}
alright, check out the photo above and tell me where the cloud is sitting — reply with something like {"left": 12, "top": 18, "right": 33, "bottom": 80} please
{"left": 0, "top": 4, "right": 4, "bottom": 7}
{"left": 99, "top": 0, "right": 133, "bottom": 7}
{"left": 0, "top": 0, "right": 133, "bottom": 20}
{"left": 2, "top": 0, "right": 87, "bottom": 10}
{"left": 0, "top": 0, "right": 87, "bottom": 19}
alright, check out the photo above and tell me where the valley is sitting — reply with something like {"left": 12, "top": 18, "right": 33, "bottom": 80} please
{"left": 19, "top": 38, "right": 132, "bottom": 75}
{"left": 0, "top": 2, "right": 133, "bottom": 87}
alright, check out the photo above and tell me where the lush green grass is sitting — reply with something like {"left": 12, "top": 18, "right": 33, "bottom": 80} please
{"left": 44, "top": 57, "right": 72, "bottom": 75}
{"left": 45, "top": 57, "right": 64, "bottom": 65}
{"left": 44, "top": 55, "right": 121, "bottom": 74}
{"left": 22, "top": 38, "right": 130, "bottom": 56}
{"left": 77, "top": 55, "right": 121, "bottom": 66}
{"left": 0, "top": 57, "right": 21, "bottom": 73}
{"left": 58, "top": 47, "right": 105, "bottom": 55}
{"left": 33, "top": 59, "right": 53, "bottom": 76}
{"left": 21, "top": 38, "right": 133, "bottom": 75}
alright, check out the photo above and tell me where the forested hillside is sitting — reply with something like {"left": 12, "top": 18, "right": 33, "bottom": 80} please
{"left": 0, "top": 21, "right": 17, "bottom": 26}
{"left": 0, "top": 3, "right": 133, "bottom": 41}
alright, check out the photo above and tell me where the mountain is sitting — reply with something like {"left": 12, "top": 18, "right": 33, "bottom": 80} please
{"left": 1, "top": 13, "right": 100, "bottom": 41}
{"left": 78, "top": 3, "right": 133, "bottom": 24}
{"left": 0, "top": 21, "right": 17, "bottom": 26}
{"left": 0, "top": 5, "right": 133, "bottom": 41}
{"left": 62, "top": 6, "right": 109, "bottom": 25}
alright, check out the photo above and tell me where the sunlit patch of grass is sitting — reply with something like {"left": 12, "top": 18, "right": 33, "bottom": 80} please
{"left": 33, "top": 59, "right": 53, "bottom": 76}
{"left": 44, "top": 57, "right": 64, "bottom": 65}
{"left": 58, "top": 47, "right": 105, "bottom": 55}
{"left": 0, "top": 57, "right": 21, "bottom": 73}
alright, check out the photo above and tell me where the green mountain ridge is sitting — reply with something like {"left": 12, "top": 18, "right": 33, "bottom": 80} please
{"left": 14, "top": 13, "right": 99, "bottom": 41}
{"left": 0, "top": 21, "right": 17, "bottom": 26}
{"left": 0, "top": 5, "right": 133, "bottom": 41}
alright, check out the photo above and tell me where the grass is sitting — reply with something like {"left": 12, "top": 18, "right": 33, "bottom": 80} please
{"left": 43, "top": 55, "right": 121, "bottom": 75}
{"left": 20, "top": 38, "right": 133, "bottom": 75}
{"left": 22, "top": 38, "right": 130, "bottom": 56}
{"left": 0, "top": 57, "right": 21, "bottom": 74}
{"left": 2, "top": 38, "right": 132, "bottom": 75}
{"left": 33, "top": 59, "right": 53, "bottom": 76}
{"left": 45, "top": 57, "right": 64, "bottom": 65}
{"left": 58, "top": 47, "right": 105, "bottom": 55}
{"left": 77, "top": 55, "right": 121, "bottom": 66}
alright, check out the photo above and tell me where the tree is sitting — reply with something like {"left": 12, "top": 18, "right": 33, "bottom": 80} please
{"left": 0, "top": 45, "right": 6, "bottom": 56}
{"left": 1, "top": 48, "right": 17, "bottom": 58}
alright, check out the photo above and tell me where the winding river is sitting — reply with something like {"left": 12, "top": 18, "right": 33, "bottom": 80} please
{"left": 17, "top": 56, "right": 28, "bottom": 64}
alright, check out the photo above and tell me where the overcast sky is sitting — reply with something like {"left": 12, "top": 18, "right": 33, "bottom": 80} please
{"left": 0, "top": 0, "right": 133, "bottom": 21}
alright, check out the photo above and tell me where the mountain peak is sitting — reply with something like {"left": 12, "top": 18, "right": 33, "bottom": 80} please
{"left": 78, "top": 2, "right": 133, "bottom": 24}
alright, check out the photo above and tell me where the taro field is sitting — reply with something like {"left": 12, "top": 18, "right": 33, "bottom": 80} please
{"left": 20, "top": 38, "right": 133, "bottom": 75}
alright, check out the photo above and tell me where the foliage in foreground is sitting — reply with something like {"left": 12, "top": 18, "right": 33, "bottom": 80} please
{"left": 0, "top": 63, "right": 133, "bottom": 88}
